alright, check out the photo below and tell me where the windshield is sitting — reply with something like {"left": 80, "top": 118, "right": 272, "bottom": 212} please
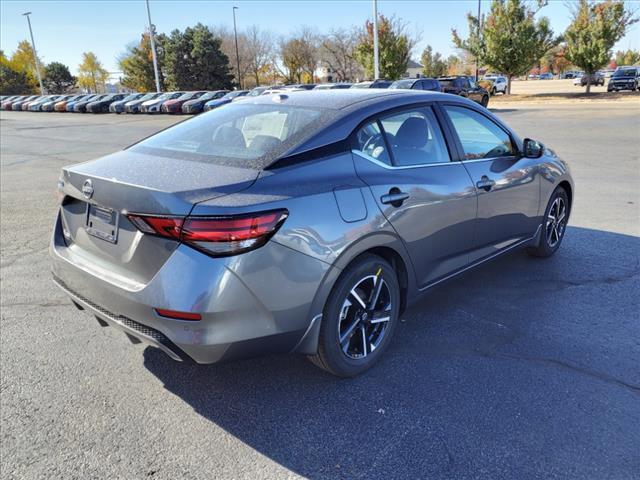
{"left": 200, "top": 92, "right": 217, "bottom": 100}
{"left": 226, "top": 90, "right": 247, "bottom": 99}
{"left": 614, "top": 69, "right": 637, "bottom": 77}
{"left": 139, "top": 93, "right": 157, "bottom": 101}
{"left": 123, "top": 94, "right": 140, "bottom": 101}
{"left": 177, "top": 92, "right": 198, "bottom": 101}
{"left": 131, "top": 103, "right": 333, "bottom": 168}
{"left": 248, "top": 87, "right": 268, "bottom": 97}
{"left": 389, "top": 80, "right": 414, "bottom": 89}
{"left": 351, "top": 82, "right": 372, "bottom": 89}
{"left": 439, "top": 79, "right": 455, "bottom": 87}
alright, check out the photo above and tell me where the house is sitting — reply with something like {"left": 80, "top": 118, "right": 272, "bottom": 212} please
{"left": 403, "top": 60, "right": 423, "bottom": 79}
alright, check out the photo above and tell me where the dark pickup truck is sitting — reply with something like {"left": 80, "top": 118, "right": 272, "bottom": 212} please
{"left": 438, "top": 76, "right": 490, "bottom": 107}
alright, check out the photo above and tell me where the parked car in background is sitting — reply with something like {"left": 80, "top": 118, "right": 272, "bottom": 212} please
{"left": 124, "top": 92, "right": 161, "bottom": 113}
{"left": 2, "top": 95, "right": 26, "bottom": 110}
{"left": 246, "top": 86, "right": 271, "bottom": 98}
{"left": 607, "top": 66, "right": 639, "bottom": 92}
{"left": 350, "top": 80, "right": 393, "bottom": 89}
{"left": 284, "top": 84, "right": 317, "bottom": 90}
{"left": 181, "top": 90, "right": 229, "bottom": 114}
{"left": 572, "top": 74, "right": 584, "bottom": 86}
{"left": 202, "top": 90, "right": 250, "bottom": 111}
{"left": 21, "top": 96, "right": 44, "bottom": 110}
{"left": 483, "top": 75, "right": 508, "bottom": 94}
{"left": 140, "top": 92, "right": 184, "bottom": 113}
{"left": 438, "top": 76, "right": 489, "bottom": 107}
{"left": 53, "top": 94, "right": 87, "bottom": 112}
{"left": 580, "top": 72, "right": 605, "bottom": 86}
{"left": 109, "top": 93, "right": 144, "bottom": 113}
{"left": 66, "top": 94, "right": 99, "bottom": 112}
{"left": 161, "top": 91, "right": 207, "bottom": 114}
{"left": 561, "top": 71, "right": 582, "bottom": 79}
{"left": 73, "top": 95, "right": 108, "bottom": 113}
{"left": 50, "top": 89, "right": 573, "bottom": 376}
{"left": 29, "top": 95, "right": 63, "bottom": 111}
{"left": 41, "top": 95, "right": 74, "bottom": 111}
{"left": 389, "top": 78, "right": 442, "bottom": 92}
{"left": 528, "top": 73, "right": 540, "bottom": 80}
{"left": 539, "top": 72, "right": 554, "bottom": 80}
{"left": 87, "top": 93, "right": 127, "bottom": 113}
{"left": 313, "top": 83, "right": 353, "bottom": 90}
{"left": 602, "top": 69, "right": 616, "bottom": 78}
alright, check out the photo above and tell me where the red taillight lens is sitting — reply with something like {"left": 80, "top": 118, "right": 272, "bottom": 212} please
{"left": 127, "top": 209, "right": 288, "bottom": 257}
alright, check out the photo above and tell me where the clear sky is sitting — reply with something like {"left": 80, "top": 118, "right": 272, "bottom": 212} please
{"left": 1, "top": 0, "right": 639, "bottom": 76}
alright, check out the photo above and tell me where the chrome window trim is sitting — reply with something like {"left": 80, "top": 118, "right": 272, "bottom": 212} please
{"left": 351, "top": 149, "right": 457, "bottom": 170}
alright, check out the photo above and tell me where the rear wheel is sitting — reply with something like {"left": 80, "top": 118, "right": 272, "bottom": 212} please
{"left": 310, "top": 254, "right": 401, "bottom": 377}
{"left": 481, "top": 95, "right": 489, "bottom": 107}
{"left": 527, "top": 186, "right": 569, "bottom": 257}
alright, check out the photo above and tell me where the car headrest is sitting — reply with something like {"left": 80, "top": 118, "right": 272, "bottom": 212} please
{"left": 394, "top": 117, "right": 429, "bottom": 148}
{"left": 250, "top": 135, "right": 282, "bottom": 153}
{"left": 213, "top": 126, "right": 246, "bottom": 147}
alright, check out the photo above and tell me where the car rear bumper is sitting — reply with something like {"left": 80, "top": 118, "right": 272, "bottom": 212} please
{"left": 50, "top": 210, "right": 332, "bottom": 364}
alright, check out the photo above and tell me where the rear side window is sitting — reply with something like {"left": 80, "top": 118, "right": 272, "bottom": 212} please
{"left": 379, "top": 107, "right": 450, "bottom": 166}
{"left": 131, "top": 103, "right": 331, "bottom": 167}
{"left": 444, "top": 106, "right": 514, "bottom": 160}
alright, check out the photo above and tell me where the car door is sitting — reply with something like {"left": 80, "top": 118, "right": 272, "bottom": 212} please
{"left": 352, "top": 105, "right": 477, "bottom": 288}
{"left": 441, "top": 104, "right": 540, "bottom": 262}
{"left": 466, "top": 78, "right": 485, "bottom": 103}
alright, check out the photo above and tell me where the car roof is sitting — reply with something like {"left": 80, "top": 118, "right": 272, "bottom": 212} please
{"left": 244, "top": 89, "right": 456, "bottom": 110}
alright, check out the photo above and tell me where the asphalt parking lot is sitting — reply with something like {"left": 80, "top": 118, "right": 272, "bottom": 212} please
{"left": 1, "top": 102, "right": 639, "bottom": 479}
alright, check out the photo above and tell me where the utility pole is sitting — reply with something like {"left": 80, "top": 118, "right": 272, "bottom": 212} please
{"left": 22, "top": 12, "right": 45, "bottom": 94}
{"left": 233, "top": 6, "right": 242, "bottom": 89}
{"left": 145, "top": 0, "right": 161, "bottom": 92}
{"left": 476, "top": 0, "right": 481, "bottom": 82}
{"left": 372, "top": 0, "right": 380, "bottom": 80}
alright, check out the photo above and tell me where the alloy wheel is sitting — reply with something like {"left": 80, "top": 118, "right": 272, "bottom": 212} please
{"left": 546, "top": 196, "right": 567, "bottom": 248}
{"left": 338, "top": 273, "right": 392, "bottom": 359}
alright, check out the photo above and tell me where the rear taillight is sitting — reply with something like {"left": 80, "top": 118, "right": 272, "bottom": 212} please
{"left": 127, "top": 209, "right": 288, "bottom": 257}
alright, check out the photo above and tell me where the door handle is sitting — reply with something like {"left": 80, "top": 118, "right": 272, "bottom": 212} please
{"left": 476, "top": 176, "right": 496, "bottom": 192}
{"left": 380, "top": 189, "right": 410, "bottom": 207}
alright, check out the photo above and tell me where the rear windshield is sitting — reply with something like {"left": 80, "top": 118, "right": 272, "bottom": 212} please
{"left": 439, "top": 79, "right": 454, "bottom": 87}
{"left": 130, "top": 103, "right": 335, "bottom": 168}
{"left": 613, "top": 69, "right": 637, "bottom": 77}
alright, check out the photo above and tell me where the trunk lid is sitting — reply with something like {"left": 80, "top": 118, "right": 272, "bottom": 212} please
{"left": 57, "top": 150, "right": 260, "bottom": 285}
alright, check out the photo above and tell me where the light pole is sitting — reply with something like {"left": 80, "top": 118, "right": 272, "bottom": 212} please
{"left": 232, "top": 6, "right": 242, "bottom": 89}
{"left": 372, "top": 0, "right": 380, "bottom": 80}
{"left": 475, "top": 0, "right": 481, "bottom": 82}
{"left": 145, "top": 0, "right": 161, "bottom": 92}
{"left": 22, "top": 12, "right": 45, "bottom": 94}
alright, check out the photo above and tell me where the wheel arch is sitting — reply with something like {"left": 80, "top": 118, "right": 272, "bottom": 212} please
{"left": 293, "top": 234, "right": 415, "bottom": 355}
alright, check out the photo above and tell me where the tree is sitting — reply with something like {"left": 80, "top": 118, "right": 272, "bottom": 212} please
{"left": 320, "top": 28, "right": 362, "bottom": 82}
{"left": 355, "top": 15, "right": 417, "bottom": 80}
{"left": 77, "top": 52, "right": 109, "bottom": 93}
{"left": 118, "top": 32, "right": 166, "bottom": 91}
{"left": 452, "top": 11, "right": 486, "bottom": 76}
{"left": 43, "top": 62, "right": 75, "bottom": 93}
{"left": 0, "top": 51, "right": 35, "bottom": 94}
{"left": 615, "top": 49, "right": 640, "bottom": 66}
{"left": 280, "top": 28, "right": 320, "bottom": 83}
{"left": 245, "top": 25, "right": 275, "bottom": 87}
{"left": 421, "top": 45, "right": 448, "bottom": 77}
{"left": 479, "top": 0, "right": 559, "bottom": 94}
{"left": 541, "top": 45, "right": 572, "bottom": 75}
{"left": 8, "top": 40, "right": 41, "bottom": 90}
{"left": 565, "top": 1, "right": 638, "bottom": 92}
{"left": 164, "top": 24, "right": 234, "bottom": 90}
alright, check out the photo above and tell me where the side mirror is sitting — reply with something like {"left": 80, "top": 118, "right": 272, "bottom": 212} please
{"left": 523, "top": 138, "right": 544, "bottom": 158}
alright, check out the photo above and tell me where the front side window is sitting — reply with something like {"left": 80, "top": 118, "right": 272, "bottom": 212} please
{"left": 444, "top": 105, "right": 514, "bottom": 160}
{"left": 379, "top": 107, "right": 450, "bottom": 166}
{"left": 354, "top": 121, "right": 391, "bottom": 165}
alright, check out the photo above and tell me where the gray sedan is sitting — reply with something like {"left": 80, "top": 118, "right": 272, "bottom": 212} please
{"left": 51, "top": 90, "right": 574, "bottom": 377}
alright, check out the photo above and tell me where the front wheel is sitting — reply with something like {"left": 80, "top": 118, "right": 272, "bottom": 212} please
{"left": 310, "top": 254, "right": 401, "bottom": 377}
{"left": 527, "top": 186, "right": 570, "bottom": 257}
{"left": 480, "top": 95, "right": 489, "bottom": 107}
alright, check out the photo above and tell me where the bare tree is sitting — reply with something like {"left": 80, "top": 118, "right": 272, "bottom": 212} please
{"left": 245, "top": 25, "right": 274, "bottom": 86}
{"left": 320, "top": 28, "right": 362, "bottom": 82}
{"left": 210, "top": 24, "right": 252, "bottom": 87}
{"left": 280, "top": 27, "right": 320, "bottom": 83}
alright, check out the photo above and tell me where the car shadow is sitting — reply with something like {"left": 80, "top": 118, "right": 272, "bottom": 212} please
{"left": 143, "top": 226, "right": 640, "bottom": 479}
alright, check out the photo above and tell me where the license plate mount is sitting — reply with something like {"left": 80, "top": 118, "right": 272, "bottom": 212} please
{"left": 86, "top": 204, "right": 119, "bottom": 244}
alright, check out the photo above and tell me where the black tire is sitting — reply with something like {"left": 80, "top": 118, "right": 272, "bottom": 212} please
{"left": 481, "top": 95, "right": 489, "bottom": 108}
{"left": 310, "top": 254, "right": 401, "bottom": 377}
{"left": 491, "top": 87, "right": 496, "bottom": 96}
{"left": 527, "top": 186, "right": 570, "bottom": 258}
